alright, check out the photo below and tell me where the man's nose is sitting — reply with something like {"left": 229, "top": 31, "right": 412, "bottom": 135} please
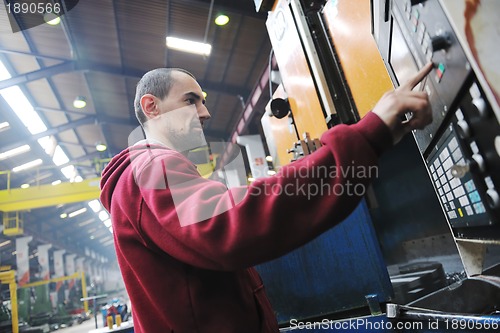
{"left": 198, "top": 105, "right": 211, "bottom": 123}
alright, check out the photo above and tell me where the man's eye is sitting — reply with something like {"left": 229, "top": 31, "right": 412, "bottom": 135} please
{"left": 186, "top": 98, "right": 196, "bottom": 104}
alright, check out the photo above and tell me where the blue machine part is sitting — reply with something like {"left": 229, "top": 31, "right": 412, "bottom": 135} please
{"left": 256, "top": 200, "right": 393, "bottom": 324}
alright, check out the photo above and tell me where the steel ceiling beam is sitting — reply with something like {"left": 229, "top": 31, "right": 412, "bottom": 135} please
{"left": 1, "top": 116, "right": 96, "bottom": 153}
{"left": 0, "top": 60, "right": 251, "bottom": 99}
{"left": 0, "top": 48, "right": 71, "bottom": 62}
{"left": 35, "top": 106, "right": 92, "bottom": 117}
{"left": 0, "top": 61, "right": 75, "bottom": 90}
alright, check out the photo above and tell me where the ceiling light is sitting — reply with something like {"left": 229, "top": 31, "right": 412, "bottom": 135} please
{"left": 53, "top": 145, "right": 70, "bottom": 166}
{"left": 267, "top": 170, "right": 277, "bottom": 176}
{"left": 202, "top": 91, "right": 207, "bottom": 99}
{"left": 265, "top": 155, "right": 273, "bottom": 162}
{"left": 52, "top": 180, "right": 62, "bottom": 186}
{"left": 215, "top": 14, "right": 230, "bottom": 26}
{"left": 1, "top": 86, "right": 47, "bottom": 134}
{"left": 98, "top": 211, "right": 109, "bottom": 221}
{"left": 78, "top": 219, "right": 94, "bottom": 227}
{"left": 103, "top": 219, "right": 112, "bottom": 228}
{"left": 248, "top": 177, "right": 255, "bottom": 182}
{"left": 166, "top": 37, "right": 212, "bottom": 56}
{"left": 100, "top": 236, "right": 112, "bottom": 243}
{"left": 60, "top": 213, "right": 68, "bottom": 219}
{"left": 96, "top": 142, "right": 107, "bottom": 152}
{"left": 60, "top": 165, "right": 76, "bottom": 180}
{"left": 20, "top": 183, "right": 30, "bottom": 189}
{"left": 73, "top": 96, "right": 87, "bottom": 109}
{"left": 0, "top": 240, "right": 11, "bottom": 248}
{"left": 44, "top": 13, "right": 61, "bottom": 26}
{"left": 88, "top": 199, "right": 101, "bottom": 213}
{"left": 0, "top": 144, "right": 31, "bottom": 160}
{"left": 12, "top": 159, "right": 43, "bottom": 172}
{"left": 0, "top": 122, "right": 9, "bottom": 132}
{"left": 68, "top": 207, "right": 87, "bottom": 218}
{"left": 0, "top": 61, "right": 11, "bottom": 80}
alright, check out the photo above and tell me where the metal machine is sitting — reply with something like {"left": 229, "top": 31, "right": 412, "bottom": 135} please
{"left": 373, "top": 0, "right": 500, "bottom": 274}
{"left": 253, "top": 0, "right": 500, "bottom": 330}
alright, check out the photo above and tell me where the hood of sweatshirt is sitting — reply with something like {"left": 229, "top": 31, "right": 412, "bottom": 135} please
{"left": 100, "top": 143, "right": 169, "bottom": 212}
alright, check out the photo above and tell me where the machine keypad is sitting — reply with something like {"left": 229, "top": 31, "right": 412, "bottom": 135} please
{"left": 428, "top": 129, "right": 488, "bottom": 226}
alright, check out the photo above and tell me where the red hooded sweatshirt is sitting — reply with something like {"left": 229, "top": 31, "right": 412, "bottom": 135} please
{"left": 99, "top": 112, "right": 392, "bottom": 333}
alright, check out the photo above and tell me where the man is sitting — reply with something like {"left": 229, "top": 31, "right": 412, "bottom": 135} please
{"left": 100, "top": 63, "right": 433, "bottom": 332}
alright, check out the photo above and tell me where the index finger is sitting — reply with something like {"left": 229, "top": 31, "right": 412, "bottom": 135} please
{"left": 400, "top": 62, "right": 434, "bottom": 91}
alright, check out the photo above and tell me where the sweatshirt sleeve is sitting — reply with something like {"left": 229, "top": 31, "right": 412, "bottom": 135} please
{"left": 136, "top": 112, "right": 392, "bottom": 271}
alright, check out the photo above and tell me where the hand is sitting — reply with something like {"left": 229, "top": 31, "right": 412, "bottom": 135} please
{"left": 372, "top": 62, "right": 433, "bottom": 144}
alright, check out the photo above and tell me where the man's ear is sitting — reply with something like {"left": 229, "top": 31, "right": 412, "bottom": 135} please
{"left": 140, "top": 94, "right": 159, "bottom": 119}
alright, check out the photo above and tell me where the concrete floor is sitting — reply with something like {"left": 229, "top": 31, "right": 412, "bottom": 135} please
{"left": 56, "top": 314, "right": 104, "bottom": 333}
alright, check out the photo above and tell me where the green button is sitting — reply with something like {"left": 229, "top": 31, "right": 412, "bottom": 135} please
{"left": 439, "top": 63, "right": 446, "bottom": 73}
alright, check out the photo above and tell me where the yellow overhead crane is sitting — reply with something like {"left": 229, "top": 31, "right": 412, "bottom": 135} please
{"left": 0, "top": 176, "right": 101, "bottom": 213}
{"left": 0, "top": 175, "right": 101, "bottom": 235}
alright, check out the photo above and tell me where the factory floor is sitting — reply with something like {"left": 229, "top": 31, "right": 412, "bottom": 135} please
{"left": 56, "top": 314, "right": 104, "bottom": 333}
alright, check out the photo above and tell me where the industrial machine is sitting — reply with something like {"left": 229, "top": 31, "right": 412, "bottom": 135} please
{"left": 373, "top": 0, "right": 500, "bottom": 272}
{"left": 252, "top": 0, "right": 500, "bottom": 331}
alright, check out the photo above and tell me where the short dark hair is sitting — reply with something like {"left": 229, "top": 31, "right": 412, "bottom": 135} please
{"left": 134, "top": 68, "right": 196, "bottom": 126}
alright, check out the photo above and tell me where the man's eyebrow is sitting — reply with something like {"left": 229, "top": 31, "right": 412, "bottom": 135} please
{"left": 184, "top": 92, "right": 206, "bottom": 105}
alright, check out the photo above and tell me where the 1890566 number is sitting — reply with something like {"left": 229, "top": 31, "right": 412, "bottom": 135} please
{"left": 6, "top": 2, "right": 61, "bottom": 14}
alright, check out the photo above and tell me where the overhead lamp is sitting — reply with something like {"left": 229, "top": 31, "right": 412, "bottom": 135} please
{"left": 100, "top": 236, "right": 113, "bottom": 243}
{"left": 267, "top": 170, "right": 277, "bottom": 176}
{"left": 60, "top": 213, "right": 68, "bottom": 219}
{"left": 98, "top": 211, "right": 109, "bottom": 221}
{"left": 20, "top": 183, "right": 30, "bottom": 189}
{"left": 202, "top": 91, "right": 208, "bottom": 99}
{"left": 88, "top": 199, "right": 102, "bottom": 213}
{"left": 52, "top": 180, "right": 62, "bottom": 186}
{"left": 96, "top": 142, "right": 107, "bottom": 152}
{"left": 73, "top": 96, "right": 87, "bottom": 109}
{"left": 68, "top": 207, "right": 87, "bottom": 218}
{"left": 78, "top": 219, "right": 94, "bottom": 227}
{"left": 0, "top": 240, "right": 11, "bottom": 248}
{"left": 0, "top": 122, "right": 9, "bottom": 132}
{"left": 0, "top": 144, "right": 30, "bottom": 160}
{"left": 166, "top": 37, "right": 212, "bottom": 56}
{"left": 12, "top": 159, "right": 43, "bottom": 172}
{"left": 44, "top": 13, "right": 61, "bottom": 25}
{"left": 265, "top": 155, "right": 273, "bottom": 162}
{"left": 215, "top": 14, "right": 230, "bottom": 26}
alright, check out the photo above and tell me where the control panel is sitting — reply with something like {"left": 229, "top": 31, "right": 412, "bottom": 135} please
{"left": 372, "top": 0, "right": 500, "bottom": 240}
{"left": 432, "top": 80, "right": 500, "bottom": 238}
{"left": 390, "top": 0, "right": 470, "bottom": 154}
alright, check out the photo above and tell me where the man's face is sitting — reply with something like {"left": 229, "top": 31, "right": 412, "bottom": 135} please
{"left": 154, "top": 71, "right": 211, "bottom": 151}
